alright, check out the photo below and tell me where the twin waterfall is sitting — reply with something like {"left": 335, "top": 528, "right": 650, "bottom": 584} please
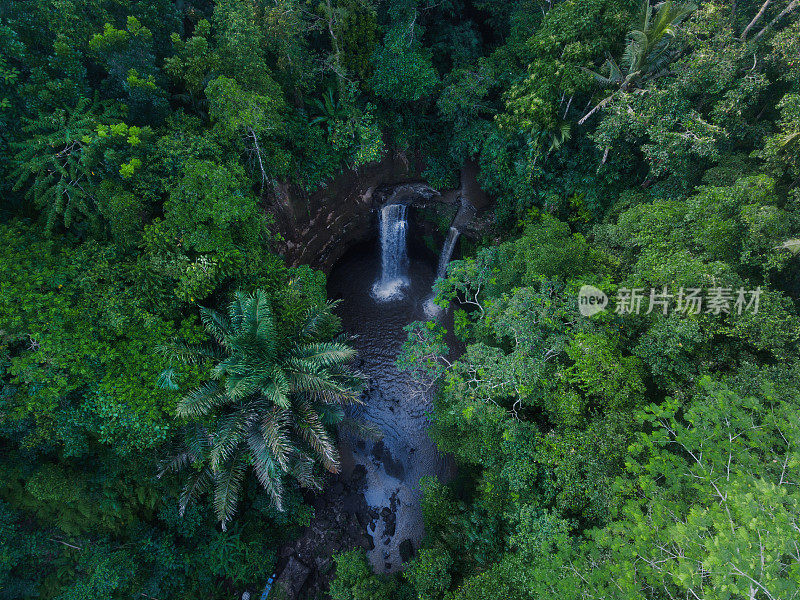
{"left": 372, "top": 204, "right": 410, "bottom": 300}
{"left": 372, "top": 203, "right": 460, "bottom": 311}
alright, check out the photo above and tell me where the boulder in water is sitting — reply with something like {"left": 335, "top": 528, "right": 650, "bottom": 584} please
{"left": 399, "top": 539, "right": 416, "bottom": 563}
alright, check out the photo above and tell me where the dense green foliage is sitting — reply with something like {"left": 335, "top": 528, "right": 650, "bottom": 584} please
{"left": 2, "top": 0, "right": 800, "bottom": 598}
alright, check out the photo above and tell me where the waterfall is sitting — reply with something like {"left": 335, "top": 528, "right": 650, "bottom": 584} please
{"left": 424, "top": 227, "right": 460, "bottom": 317}
{"left": 435, "top": 227, "right": 460, "bottom": 281}
{"left": 372, "top": 204, "right": 409, "bottom": 300}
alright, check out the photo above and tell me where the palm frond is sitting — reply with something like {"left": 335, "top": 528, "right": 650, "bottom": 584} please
{"left": 228, "top": 292, "right": 247, "bottom": 330}
{"left": 289, "top": 453, "right": 323, "bottom": 491}
{"left": 289, "top": 369, "right": 364, "bottom": 403}
{"left": 623, "top": 29, "right": 649, "bottom": 74}
{"left": 157, "top": 339, "right": 223, "bottom": 366}
{"left": 295, "top": 400, "right": 340, "bottom": 473}
{"left": 177, "top": 382, "right": 230, "bottom": 419}
{"left": 581, "top": 57, "right": 623, "bottom": 87}
{"left": 293, "top": 341, "right": 357, "bottom": 369}
{"left": 247, "top": 430, "right": 286, "bottom": 511}
{"left": 252, "top": 290, "right": 276, "bottom": 342}
{"left": 316, "top": 402, "right": 346, "bottom": 426}
{"left": 338, "top": 417, "right": 384, "bottom": 442}
{"left": 298, "top": 300, "right": 340, "bottom": 341}
{"left": 156, "top": 367, "right": 180, "bottom": 391}
{"left": 213, "top": 456, "right": 246, "bottom": 530}
{"left": 208, "top": 409, "right": 250, "bottom": 471}
{"left": 779, "top": 131, "right": 800, "bottom": 150}
{"left": 179, "top": 467, "right": 211, "bottom": 516}
{"left": 775, "top": 238, "right": 800, "bottom": 255}
{"left": 157, "top": 449, "right": 193, "bottom": 477}
{"left": 169, "top": 286, "right": 362, "bottom": 528}
{"left": 632, "top": 0, "right": 653, "bottom": 33}
{"left": 260, "top": 367, "right": 292, "bottom": 408}
{"left": 185, "top": 425, "right": 213, "bottom": 459}
{"left": 222, "top": 372, "right": 261, "bottom": 402}
{"left": 652, "top": 2, "right": 696, "bottom": 41}
{"left": 199, "top": 306, "right": 233, "bottom": 346}
{"left": 260, "top": 407, "right": 293, "bottom": 470}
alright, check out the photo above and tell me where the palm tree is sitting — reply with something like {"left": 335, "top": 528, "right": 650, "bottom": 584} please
{"left": 527, "top": 121, "right": 572, "bottom": 167}
{"left": 579, "top": 0, "right": 697, "bottom": 124}
{"left": 159, "top": 290, "right": 365, "bottom": 529}
{"left": 308, "top": 87, "right": 349, "bottom": 131}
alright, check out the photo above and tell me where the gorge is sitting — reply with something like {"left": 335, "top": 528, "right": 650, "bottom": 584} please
{"left": 269, "top": 181, "right": 472, "bottom": 597}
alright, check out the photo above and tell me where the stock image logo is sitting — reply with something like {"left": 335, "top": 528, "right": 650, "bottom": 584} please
{"left": 577, "top": 285, "right": 762, "bottom": 317}
{"left": 578, "top": 285, "right": 609, "bottom": 316}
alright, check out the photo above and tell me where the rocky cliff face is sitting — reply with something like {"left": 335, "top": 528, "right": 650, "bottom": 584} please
{"left": 268, "top": 154, "right": 489, "bottom": 272}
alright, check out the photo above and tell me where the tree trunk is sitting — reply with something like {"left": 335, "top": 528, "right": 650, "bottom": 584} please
{"left": 741, "top": 0, "right": 772, "bottom": 39}
{"left": 752, "top": 0, "right": 799, "bottom": 41}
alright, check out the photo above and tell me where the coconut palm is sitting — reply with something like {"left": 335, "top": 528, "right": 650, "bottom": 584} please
{"left": 580, "top": 1, "right": 696, "bottom": 124}
{"left": 159, "top": 289, "right": 365, "bottom": 529}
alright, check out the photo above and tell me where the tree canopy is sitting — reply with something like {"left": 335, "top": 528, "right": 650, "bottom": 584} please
{"left": 2, "top": 0, "right": 800, "bottom": 598}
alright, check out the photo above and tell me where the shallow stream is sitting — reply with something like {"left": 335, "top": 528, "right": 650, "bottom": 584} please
{"left": 327, "top": 232, "right": 455, "bottom": 573}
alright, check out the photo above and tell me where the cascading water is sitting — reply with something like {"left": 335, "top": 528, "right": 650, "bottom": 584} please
{"left": 434, "top": 227, "right": 460, "bottom": 280}
{"left": 372, "top": 204, "right": 409, "bottom": 300}
{"left": 424, "top": 227, "right": 460, "bottom": 317}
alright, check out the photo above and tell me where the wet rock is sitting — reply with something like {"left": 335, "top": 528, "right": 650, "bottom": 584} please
{"left": 360, "top": 534, "right": 375, "bottom": 551}
{"left": 374, "top": 182, "right": 441, "bottom": 210}
{"left": 273, "top": 556, "right": 310, "bottom": 600}
{"left": 322, "top": 539, "right": 340, "bottom": 556}
{"left": 314, "top": 555, "right": 332, "bottom": 573}
{"left": 342, "top": 493, "right": 362, "bottom": 514}
{"left": 351, "top": 464, "right": 367, "bottom": 482}
{"left": 385, "top": 521, "right": 396, "bottom": 537}
{"left": 371, "top": 440, "right": 405, "bottom": 479}
{"left": 381, "top": 507, "right": 392, "bottom": 518}
{"left": 356, "top": 510, "right": 369, "bottom": 528}
{"left": 452, "top": 195, "right": 478, "bottom": 232}
{"left": 399, "top": 539, "right": 415, "bottom": 562}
